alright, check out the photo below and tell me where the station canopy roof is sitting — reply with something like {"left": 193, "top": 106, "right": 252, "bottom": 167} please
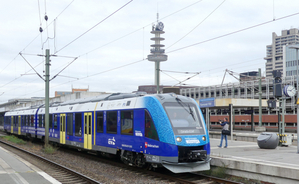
{"left": 197, "top": 98, "right": 272, "bottom": 109}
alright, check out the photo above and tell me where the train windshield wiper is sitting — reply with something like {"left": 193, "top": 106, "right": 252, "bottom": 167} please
{"left": 188, "top": 104, "right": 195, "bottom": 121}
{"left": 175, "top": 97, "right": 195, "bottom": 121}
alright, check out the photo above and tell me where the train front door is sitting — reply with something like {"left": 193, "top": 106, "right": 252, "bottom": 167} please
{"left": 60, "top": 114, "right": 66, "bottom": 144}
{"left": 84, "top": 112, "right": 92, "bottom": 149}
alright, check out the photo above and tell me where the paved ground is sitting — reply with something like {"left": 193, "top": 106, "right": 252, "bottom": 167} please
{"left": 209, "top": 138, "right": 299, "bottom": 184}
{"left": 210, "top": 138, "right": 299, "bottom": 168}
{"left": 0, "top": 145, "right": 60, "bottom": 184}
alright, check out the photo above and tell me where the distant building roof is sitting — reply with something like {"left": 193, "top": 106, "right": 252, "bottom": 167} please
{"left": 55, "top": 88, "right": 89, "bottom": 97}
{"left": 136, "top": 85, "right": 198, "bottom": 94}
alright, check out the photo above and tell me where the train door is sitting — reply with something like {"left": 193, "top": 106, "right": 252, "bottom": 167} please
{"left": 84, "top": 112, "right": 92, "bottom": 149}
{"left": 18, "top": 116, "right": 21, "bottom": 135}
{"left": 10, "top": 116, "right": 13, "bottom": 133}
{"left": 60, "top": 114, "right": 66, "bottom": 144}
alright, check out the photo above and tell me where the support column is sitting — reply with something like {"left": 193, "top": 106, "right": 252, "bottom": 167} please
{"left": 206, "top": 108, "right": 210, "bottom": 131}
{"left": 45, "top": 49, "right": 50, "bottom": 146}
{"left": 229, "top": 104, "right": 233, "bottom": 141}
{"left": 251, "top": 107, "right": 254, "bottom": 131}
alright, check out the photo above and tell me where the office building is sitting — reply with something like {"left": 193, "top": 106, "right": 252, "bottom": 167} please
{"left": 265, "top": 28, "right": 299, "bottom": 77}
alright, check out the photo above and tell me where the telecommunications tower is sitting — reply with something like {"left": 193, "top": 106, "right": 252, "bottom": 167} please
{"left": 148, "top": 14, "right": 168, "bottom": 94}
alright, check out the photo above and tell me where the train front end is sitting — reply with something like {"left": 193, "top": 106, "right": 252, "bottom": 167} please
{"left": 143, "top": 93, "right": 210, "bottom": 173}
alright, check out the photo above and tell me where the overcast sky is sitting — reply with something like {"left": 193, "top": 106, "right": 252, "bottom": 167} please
{"left": 1, "top": 0, "right": 299, "bottom": 103}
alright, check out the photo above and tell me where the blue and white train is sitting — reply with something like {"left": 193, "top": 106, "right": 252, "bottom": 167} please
{"left": 4, "top": 93, "right": 210, "bottom": 173}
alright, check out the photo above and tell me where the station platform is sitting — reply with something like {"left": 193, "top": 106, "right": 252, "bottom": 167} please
{"left": 209, "top": 129, "right": 297, "bottom": 143}
{"left": 209, "top": 137, "right": 299, "bottom": 184}
{"left": 0, "top": 145, "right": 60, "bottom": 184}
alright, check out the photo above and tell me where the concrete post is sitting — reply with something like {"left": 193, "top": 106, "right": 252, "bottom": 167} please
{"left": 259, "top": 68, "right": 262, "bottom": 127}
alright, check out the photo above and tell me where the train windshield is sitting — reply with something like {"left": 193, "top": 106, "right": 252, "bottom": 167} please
{"left": 163, "top": 102, "right": 205, "bottom": 135}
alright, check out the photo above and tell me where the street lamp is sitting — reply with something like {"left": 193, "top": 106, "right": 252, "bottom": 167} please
{"left": 289, "top": 45, "right": 299, "bottom": 153}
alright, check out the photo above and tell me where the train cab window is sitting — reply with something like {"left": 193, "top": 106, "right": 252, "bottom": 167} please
{"left": 145, "top": 110, "right": 159, "bottom": 141}
{"left": 67, "top": 113, "right": 73, "bottom": 136}
{"left": 54, "top": 114, "right": 58, "bottom": 129}
{"left": 121, "top": 110, "right": 133, "bottom": 135}
{"left": 106, "top": 111, "right": 117, "bottom": 134}
{"left": 75, "top": 113, "right": 82, "bottom": 136}
{"left": 39, "top": 115, "right": 43, "bottom": 128}
{"left": 164, "top": 102, "right": 205, "bottom": 135}
{"left": 96, "top": 112, "right": 104, "bottom": 133}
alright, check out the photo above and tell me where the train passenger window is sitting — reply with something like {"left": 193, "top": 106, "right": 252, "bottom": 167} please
{"left": 75, "top": 113, "right": 82, "bottom": 136}
{"left": 54, "top": 114, "right": 58, "bottom": 129}
{"left": 121, "top": 110, "right": 133, "bottom": 135}
{"left": 14, "top": 116, "right": 17, "bottom": 127}
{"left": 21, "top": 116, "right": 25, "bottom": 127}
{"left": 49, "top": 114, "right": 53, "bottom": 128}
{"left": 7, "top": 116, "right": 9, "bottom": 125}
{"left": 67, "top": 113, "right": 73, "bottom": 136}
{"left": 96, "top": 112, "right": 104, "bottom": 133}
{"left": 145, "top": 110, "right": 159, "bottom": 141}
{"left": 30, "top": 115, "right": 34, "bottom": 127}
{"left": 39, "top": 115, "right": 43, "bottom": 128}
{"left": 106, "top": 111, "right": 117, "bottom": 134}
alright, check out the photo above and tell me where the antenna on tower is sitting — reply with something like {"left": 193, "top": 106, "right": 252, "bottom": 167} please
{"left": 157, "top": 3, "right": 159, "bottom": 22}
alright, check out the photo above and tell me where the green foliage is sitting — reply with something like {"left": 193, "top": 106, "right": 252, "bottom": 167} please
{"left": 231, "top": 176, "right": 262, "bottom": 184}
{"left": 210, "top": 166, "right": 227, "bottom": 178}
{"left": 43, "top": 144, "right": 57, "bottom": 154}
{"left": 3, "top": 135, "right": 26, "bottom": 145}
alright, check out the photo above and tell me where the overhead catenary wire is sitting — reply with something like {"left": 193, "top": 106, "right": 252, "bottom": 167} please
{"left": 160, "top": 70, "right": 181, "bottom": 82}
{"left": 19, "top": 53, "right": 44, "bottom": 81}
{"left": 2, "top": 5, "right": 299, "bottom": 100}
{"left": 167, "top": 11, "right": 299, "bottom": 54}
{"left": 160, "top": 69, "right": 200, "bottom": 74}
{"left": 55, "top": 0, "right": 134, "bottom": 54}
{"left": 166, "top": 0, "right": 226, "bottom": 50}
{"left": 38, "top": 58, "right": 148, "bottom": 92}
{"left": 50, "top": 57, "right": 78, "bottom": 81}
{"left": 0, "top": 0, "right": 75, "bottom": 76}
{"left": 172, "top": 73, "right": 201, "bottom": 87}
{"left": 80, "top": 0, "right": 204, "bottom": 57}
{"left": 74, "top": 5, "right": 299, "bottom": 84}
{"left": 49, "top": 0, "right": 204, "bottom": 76}
{"left": 48, "top": 0, "right": 208, "bottom": 76}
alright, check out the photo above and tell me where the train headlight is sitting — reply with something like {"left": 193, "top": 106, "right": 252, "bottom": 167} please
{"left": 202, "top": 136, "right": 206, "bottom": 141}
{"left": 176, "top": 137, "right": 182, "bottom": 142}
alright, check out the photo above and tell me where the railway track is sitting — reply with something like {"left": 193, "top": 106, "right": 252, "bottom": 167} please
{"left": 58, "top": 146, "right": 241, "bottom": 184}
{"left": 142, "top": 169, "right": 243, "bottom": 184}
{"left": 0, "top": 139, "right": 100, "bottom": 184}
{"left": 0, "top": 132, "right": 241, "bottom": 184}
